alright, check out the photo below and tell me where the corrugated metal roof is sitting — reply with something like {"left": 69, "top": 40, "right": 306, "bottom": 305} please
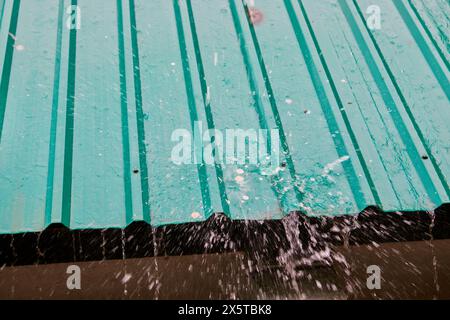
{"left": 0, "top": 0, "right": 448, "bottom": 234}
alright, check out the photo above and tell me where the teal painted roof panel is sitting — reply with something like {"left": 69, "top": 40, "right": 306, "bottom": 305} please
{"left": 0, "top": 0, "right": 449, "bottom": 234}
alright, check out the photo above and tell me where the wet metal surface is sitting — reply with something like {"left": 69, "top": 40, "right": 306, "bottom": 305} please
{"left": 0, "top": 0, "right": 449, "bottom": 233}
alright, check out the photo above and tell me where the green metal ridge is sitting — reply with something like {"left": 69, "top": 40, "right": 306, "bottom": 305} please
{"left": 184, "top": 0, "right": 232, "bottom": 216}
{"left": 61, "top": 0, "right": 78, "bottom": 227}
{"left": 0, "top": 0, "right": 20, "bottom": 141}
{"left": 128, "top": 0, "right": 151, "bottom": 223}
{"left": 173, "top": 0, "right": 213, "bottom": 217}
{"left": 44, "top": 0, "right": 65, "bottom": 226}
{"left": 116, "top": 0, "right": 133, "bottom": 224}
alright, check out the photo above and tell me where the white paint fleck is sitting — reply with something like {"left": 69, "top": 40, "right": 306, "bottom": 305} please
{"left": 191, "top": 211, "right": 201, "bottom": 219}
